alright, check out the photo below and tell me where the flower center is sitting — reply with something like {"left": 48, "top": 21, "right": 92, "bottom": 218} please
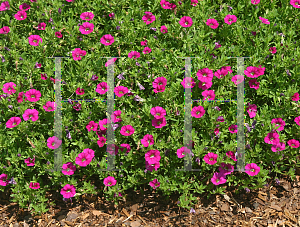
{"left": 185, "top": 22, "right": 188, "bottom": 25}
{"left": 13, "top": 122, "right": 16, "bottom": 125}
{"left": 159, "top": 82, "right": 162, "bottom": 85}
{"left": 150, "top": 154, "right": 155, "bottom": 158}
{"left": 209, "top": 158, "right": 213, "bottom": 161}
{"left": 157, "top": 121, "right": 161, "bottom": 125}
{"left": 102, "top": 87, "right": 105, "bottom": 90}
{"left": 33, "top": 40, "right": 37, "bottom": 43}
{"left": 155, "top": 183, "right": 158, "bottom": 186}
{"left": 196, "top": 111, "right": 200, "bottom": 115}
{"left": 156, "top": 113, "right": 160, "bottom": 116}
{"left": 106, "top": 40, "right": 110, "bottom": 43}
{"left": 85, "top": 28, "right": 89, "bottom": 31}
{"left": 48, "top": 107, "right": 52, "bottom": 110}
{"left": 209, "top": 23, "right": 213, "bottom": 26}
{"left": 29, "top": 115, "right": 33, "bottom": 118}
{"left": 126, "top": 130, "right": 130, "bottom": 134}
{"left": 148, "top": 19, "right": 151, "bottom": 21}
{"left": 86, "top": 17, "right": 89, "bottom": 19}
{"left": 216, "top": 179, "right": 220, "bottom": 182}
{"left": 251, "top": 169, "right": 255, "bottom": 172}
{"left": 31, "top": 95, "right": 35, "bottom": 98}
{"left": 108, "top": 182, "right": 112, "bottom": 185}
{"left": 67, "top": 168, "right": 70, "bottom": 172}
{"left": 52, "top": 142, "right": 55, "bottom": 146}
{"left": 119, "top": 91, "right": 123, "bottom": 94}
{"left": 67, "top": 190, "right": 70, "bottom": 192}
{"left": 82, "top": 158, "right": 86, "bottom": 162}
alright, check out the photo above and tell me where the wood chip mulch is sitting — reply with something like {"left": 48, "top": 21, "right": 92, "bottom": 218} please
{"left": 1, "top": 170, "right": 300, "bottom": 227}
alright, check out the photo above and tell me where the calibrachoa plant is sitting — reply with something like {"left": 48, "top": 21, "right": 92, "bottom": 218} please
{"left": 0, "top": 0, "right": 300, "bottom": 215}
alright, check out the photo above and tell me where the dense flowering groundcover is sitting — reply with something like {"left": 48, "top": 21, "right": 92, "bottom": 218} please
{"left": 0, "top": 0, "right": 300, "bottom": 215}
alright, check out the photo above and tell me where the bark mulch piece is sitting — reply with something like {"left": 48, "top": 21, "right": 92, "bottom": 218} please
{"left": 1, "top": 170, "right": 300, "bottom": 227}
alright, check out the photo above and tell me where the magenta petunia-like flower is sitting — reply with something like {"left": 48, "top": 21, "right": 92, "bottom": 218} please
{"left": 141, "top": 40, "right": 148, "bottom": 46}
{"left": 0, "top": 26, "right": 10, "bottom": 34}
{"left": 96, "top": 82, "right": 109, "bottom": 95}
{"left": 145, "top": 160, "right": 160, "bottom": 172}
{"left": 120, "top": 125, "right": 135, "bottom": 136}
{"left": 76, "top": 87, "right": 85, "bottom": 95}
{"left": 224, "top": 14, "right": 237, "bottom": 25}
{"left": 80, "top": 12, "right": 95, "bottom": 21}
{"left": 142, "top": 11, "right": 156, "bottom": 25}
{"left": 206, "top": 18, "right": 219, "bottom": 29}
{"left": 219, "top": 163, "right": 234, "bottom": 176}
{"left": 246, "top": 104, "right": 257, "bottom": 118}
{"left": 143, "top": 46, "right": 152, "bottom": 54}
{"left": 24, "top": 89, "right": 41, "bottom": 102}
{"left": 211, "top": 172, "right": 227, "bottom": 185}
{"left": 181, "top": 77, "right": 196, "bottom": 88}
{"left": 114, "top": 86, "right": 128, "bottom": 97}
{"left": 103, "top": 176, "right": 117, "bottom": 186}
{"left": 97, "top": 137, "right": 106, "bottom": 147}
{"left": 79, "top": 22, "right": 94, "bottom": 35}
{"left": 232, "top": 75, "right": 244, "bottom": 85}
{"left": 160, "top": 25, "right": 168, "bottom": 33}
{"left": 71, "top": 48, "right": 86, "bottom": 61}
{"left": 2, "top": 82, "right": 17, "bottom": 95}
{"left": 269, "top": 46, "right": 277, "bottom": 54}
{"left": 43, "top": 101, "right": 56, "bottom": 112}
{"left": 149, "top": 179, "right": 160, "bottom": 189}
{"left": 251, "top": 0, "right": 260, "bottom": 4}
{"left": 20, "top": 3, "right": 30, "bottom": 11}
{"left": 177, "top": 147, "right": 192, "bottom": 158}
{"left": 191, "top": 106, "right": 205, "bottom": 118}
{"left": 245, "top": 163, "right": 260, "bottom": 176}
{"left": 145, "top": 150, "right": 161, "bottom": 165}
{"left": 99, "top": 118, "right": 110, "bottom": 130}
{"left": 295, "top": 116, "right": 300, "bottom": 126}
{"left": 198, "top": 80, "right": 213, "bottom": 90}
{"left": 197, "top": 68, "right": 214, "bottom": 82}
{"left": 62, "top": 162, "right": 76, "bottom": 176}
{"left": 202, "top": 90, "right": 215, "bottom": 101}
{"left": 37, "top": 22, "right": 46, "bottom": 30}
{"left": 203, "top": 153, "right": 218, "bottom": 165}
{"left": 60, "top": 184, "right": 76, "bottom": 199}
{"left": 86, "top": 121, "right": 98, "bottom": 132}
{"left": 259, "top": 16, "right": 270, "bottom": 24}
{"left": 291, "top": 92, "right": 300, "bottom": 101}
{"left": 28, "top": 35, "right": 43, "bottom": 46}
{"left": 29, "top": 182, "right": 40, "bottom": 190}
{"left": 0, "top": 174, "right": 9, "bottom": 186}
{"left": 271, "top": 118, "right": 286, "bottom": 131}
{"left": 290, "top": 0, "right": 300, "bottom": 8}
{"left": 226, "top": 151, "right": 237, "bottom": 161}
{"left": 128, "top": 51, "right": 141, "bottom": 59}
{"left": 0, "top": 1, "right": 10, "bottom": 11}
{"left": 120, "top": 144, "right": 131, "bottom": 154}
{"left": 153, "top": 77, "right": 167, "bottom": 88}
{"left": 113, "top": 110, "right": 123, "bottom": 123}
{"left": 244, "top": 66, "right": 260, "bottom": 78}
{"left": 14, "top": 10, "right": 27, "bottom": 20}
{"left": 160, "top": 0, "right": 171, "bottom": 9}
{"left": 47, "top": 136, "right": 62, "bottom": 149}
{"left": 105, "top": 58, "right": 117, "bottom": 67}
{"left": 141, "top": 134, "right": 155, "bottom": 147}
{"left": 55, "top": 31, "right": 63, "bottom": 38}
{"left": 152, "top": 116, "right": 167, "bottom": 128}
{"left": 24, "top": 157, "right": 35, "bottom": 166}
{"left": 150, "top": 106, "right": 166, "bottom": 119}
{"left": 75, "top": 151, "right": 93, "bottom": 167}
{"left": 178, "top": 16, "right": 193, "bottom": 27}
{"left": 264, "top": 132, "right": 280, "bottom": 145}
{"left": 271, "top": 141, "right": 286, "bottom": 152}
{"left": 6, "top": 116, "right": 22, "bottom": 128}
{"left": 287, "top": 139, "right": 300, "bottom": 148}
{"left": 100, "top": 34, "right": 114, "bottom": 46}
{"left": 23, "top": 109, "right": 39, "bottom": 122}
{"left": 228, "top": 124, "right": 238, "bottom": 133}
{"left": 249, "top": 79, "right": 260, "bottom": 90}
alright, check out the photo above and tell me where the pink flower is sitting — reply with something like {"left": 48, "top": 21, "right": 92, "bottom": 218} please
{"left": 120, "top": 144, "right": 131, "bottom": 154}
{"left": 55, "top": 31, "right": 63, "bottom": 38}
{"left": 149, "top": 179, "right": 160, "bottom": 189}
{"left": 47, "top": 136, "right": 62, "bottom": 149}
{"left": 24, "top": 89, "right": 41, "bottom": 102}
{"left": 104, "top": 176, "right": 117, "bottom": 186}
{"left": 100, "top": 34, "right": 115, "bottom": 46}
{"left": 203, "top": 153, "right": 218, "bottom": 165}
{"left": 245, "top": 163, "right": 260, "bottom": 176}
{"left": 226, "top": 151, "right": 237, "bottom": 161}
{"left": 37, "top": 22, "right": 46, "bottom": 30}
{"left": 143, "top": 47, "right": 152, "bottom": 54}
{"left": 198, "top": 80, "right": 212, "bottom": 90}
{"left": 71, "top": 48, "right": 86, "bottom": 61}
{"left": 153, "top": 77, "right": 167, "bottom": 88}
{"left": 269, "top": 47, "right": 277, "bottom": 54}
{"left": 105, "top": 58, "right": 117, "bottom": 67}
{"left": 29, "top": 182, "right": 40, "bottom": 189}
{"left": 80, "top": 12, "right": 95, "bottom": 21}
{"left": 0, "top": 1, "right": 10, "bottom": 11}
{"left": 246, "top": 104, "right": 257, "bottom": 118}
{"left": 79, "top": 22, "right": 94, "bottom": 35}
{"left": 75, "top": 151, "right": 93, "bottom": 167}
{"left": 251, "top": 0, "right": 260, "bottom": 4}
{"left": 114, "top": 86, "right": 128, "bottom": 97}
{"left": 179, "top": 16, "right": 193, "bottom": 27}
{"left": 231, "top": 75, "right": 244, "bottom": 85}
{"left": 142, "top": 11, "right": 156, "bottom": 25}
{"left": 113, "top": 110, "right": 123, "bottom": 123}
{"left": 6, "top": 117, "right": 22, "bottom": 128}
{"left": 202, "top": 90, "right": 215, "bottom": 100}
{"left": 141, "top": 134, "right": 155, "bottom": 147}
{"left": 62, "top": 162, "right": 76, "bottom": 175}
{"left": 128, "top": 51, "right": 140, "bottom": 59}
{"left": 181, "top": 77, "right": 196, "bottom": 88}
{"left": 214, "top": 127, "right": 220, "bottom": 136}
{"left": 191, "top": 0, "right": 198, "bottom": 6}
{"left": 191, "top": 106, "right": 205, "bottom": 118}
{"left": 295, "top": 116, "right": 300, "bottom": 126}
{"left": 244, "top": 66, "right": 260, "bottom": 78}
{"left": 291, "top": 93, "right": 300, "bottom": 101}
{"left": 271, "top": 118, "right": 286, "bottom": 131}
{"left": 141, "top": 40, "right": 148, "bottom": 46}
{"left": 264, "top": 132, "right": 280, "bottom": 145}
{"left": 197, "top": 68, "right": 214, "bottom": 82}
{"left": 2, "top": 82, "right": 17, "bottom": 95}
{"left": 109, "top": 12, "right": 115, "bottom": 18}
{"left": 0, "top": 174, "right": 9, "bottom": 186}
{"left": 206, "top": 18, "right": 219, "bottom": 29}
{"left": 60, "top": 184, "right": 76, "bottom": 199}
{"left": 287, "top": 139, "right": 300, "bottom": 148}
{"left": 259, "top": 17, "right": 270, "bottom": 25}
{"left": 97, "top": 137, "right": 106, "bottom": 147}
{"left": 271, "top": 142, "right": 285, "bottom": 152}
{"left": 76, "top": 87, "right": 85, "bottom": 95}
{"left": 0, "top": 26, "right": 10, "bottom": 34}
{"left": 224, "top": 15, "right": 237, "bottom": 25}
{"left": 43, "top": 101, "right": 56, "bottom": 112}
{"left": 150, "top": 106, "right": 166, "bottom": 119}
{"left": 249, "top": 79, "right": 260, "bottom": 90}
{"left": 290, "top": 0, "right": 300, "bottom": 8}
{"left": 229, "top": 124, "right": 238, "bottom": 133}
{"left": 24, "top": 157, "right": 35, "bottom": 166}
{"left": 28, "top": 35, "right": 42, "bottom": 46}
{"left": 177, "top": 147, "right": 192, "bottom": 158}
{"left": 99, "top": 118, "right": 109, "bottom": 130}
{"left": 160, "top": 25, "right": 168, "bottom": 33}
{"left": 152, "top": 117, "right": 167, "bottom": 128}
{"left": 211, "top": 172, "right": 227, "bottom": 185}
{"left": 160, "top": 0, "right": 172, "bottom": 9}
{"left": 14, "top": 11, "right": 27, "bottom": 20}
{"left": 120, "top": 125, "right": 135, "bottom": 136}
{"left": 96, "top": 82, "right": 109, "bottom": 95}
{"left": 145, "top": 150, "right": 161, "bottom": 165}
{"left": 145, "top": 160, "right": 160, "bottom": 172}
{"left": 86, "top": 121, "right": 99, "bottom": 132}
{"left": 23, "top": 109, "right": 39, "bottom": 122}
{"left": 219, "top": 163, "right": 234, "bottom": 176}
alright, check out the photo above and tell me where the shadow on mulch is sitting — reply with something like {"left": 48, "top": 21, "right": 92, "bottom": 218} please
{"left": 0, "top": 168, "right": 300, "bottom": 227}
